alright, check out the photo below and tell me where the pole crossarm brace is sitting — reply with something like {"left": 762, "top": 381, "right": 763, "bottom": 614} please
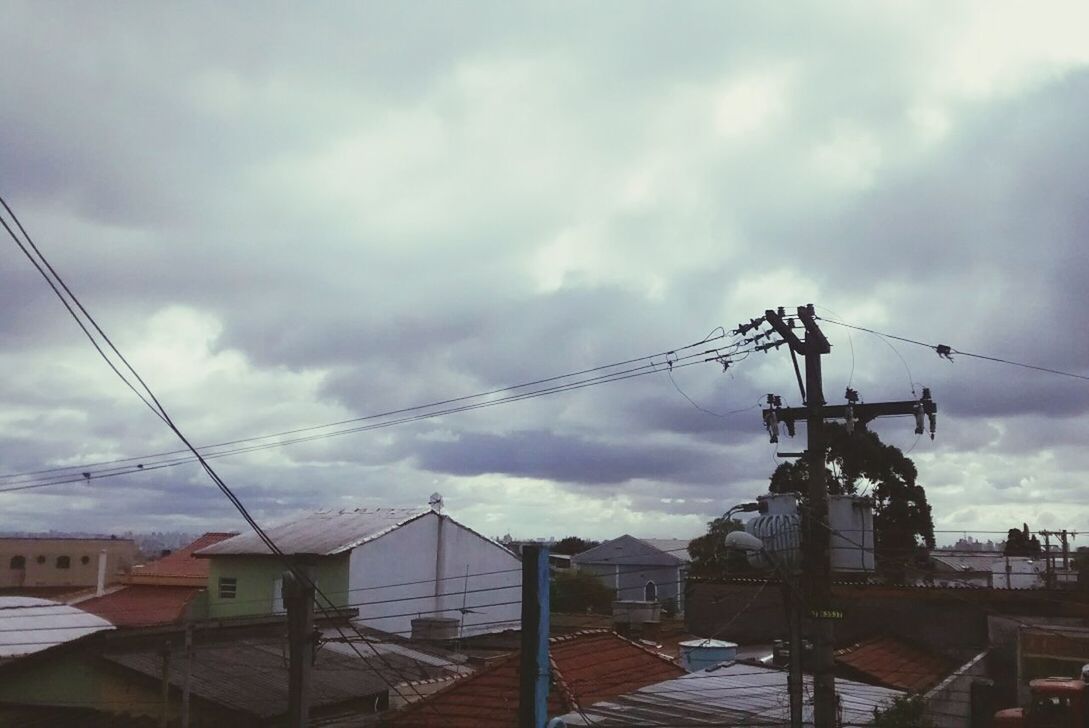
{"left": 765, "top": 309, "right": 805, "bottom": 354}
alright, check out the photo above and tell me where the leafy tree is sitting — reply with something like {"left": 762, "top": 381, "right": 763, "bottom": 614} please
{"left": 552, "top": 536, "right": 599, "bottom": 556}
{"left": 1003, "top": 524, "right": 1042, "bottom": 557}
{"left": 687, "top": 516, "right": 749, "bottom": 578}
{"left": 550, "top": 570, "right": 614, "bottom": 613}
{"left": 872, "top": 696, "right": 934, "bottom": 727}
{"left": 768, "top": 422, "right": 935, "bottom": 582}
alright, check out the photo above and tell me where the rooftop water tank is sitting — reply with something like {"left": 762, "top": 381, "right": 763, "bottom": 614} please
{"left": 679, "top": 638, "right": 738, "bottom": 672}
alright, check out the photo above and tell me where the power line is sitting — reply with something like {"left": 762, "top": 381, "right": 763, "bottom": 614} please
{"left": 818, "top": 317, "right": 1089, "bottom": 383}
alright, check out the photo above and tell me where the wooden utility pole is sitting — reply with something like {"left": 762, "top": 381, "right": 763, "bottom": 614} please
{"left": 518, "top": 545, "right": 550, "bottom": 728}
{"left": 284, "top": 564, "right": 315, "bottom": 728}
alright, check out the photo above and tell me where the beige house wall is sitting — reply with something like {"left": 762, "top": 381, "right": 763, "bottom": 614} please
{"left": 0, "top": 538, "right": 136, "bottom": 588}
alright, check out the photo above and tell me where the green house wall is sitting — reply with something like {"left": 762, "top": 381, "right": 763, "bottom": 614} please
{"left": 206, "top": 554, "right": 350, "bottom": 618}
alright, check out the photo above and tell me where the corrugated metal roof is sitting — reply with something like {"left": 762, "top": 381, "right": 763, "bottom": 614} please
{"left": 639, "top": 539, "right": 693, "bottom": 562}
{"left": 930, "top": 551, "right": 999, "bottom": 573}
{"left": 389, "top": 630, "right": 685, "bottom": 727}
{"left": 835, "top": 636, "right": 957, "bottom": 692}
{"left": 195, "top": 508, "right": 431, "bottom": 557}
{"left": 104, "top": 637, "right": 449, "bottom": 718}
{"left": 0, "top": 597, "right": 113, "bottom": 658}
{"left": 557, "top": 661, "right": 903, "bottom": 726}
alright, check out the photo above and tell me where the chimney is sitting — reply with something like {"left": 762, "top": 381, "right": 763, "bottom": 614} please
{"left": 96, "top": 549, "right": 108, "bottom": 596}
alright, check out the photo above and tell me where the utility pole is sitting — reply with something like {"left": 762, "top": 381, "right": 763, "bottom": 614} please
{"left": 518, "top": 545, "right": 550, "bottom": 728}
{"left": 762, "top": 304, "right": 939, "bottom": 728}
{"left": 284, "top": 564, "right": 315, "bottom": 728}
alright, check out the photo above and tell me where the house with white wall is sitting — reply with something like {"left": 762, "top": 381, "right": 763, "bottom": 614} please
{"left": 195, "top": 497, "right": 521, "bottom": 637}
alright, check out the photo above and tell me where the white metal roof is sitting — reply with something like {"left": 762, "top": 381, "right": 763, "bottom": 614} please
{"left": 195, "top": 508, "right": 433, "bottom": 557}
{"left": 556, "top": 661, "right": 903, "bottom": 726}
{"left": 639, "top": 539, "right": 693, "bottom": 562}
{"left": 0, "top": 597, "right": 113, "bottom": 658}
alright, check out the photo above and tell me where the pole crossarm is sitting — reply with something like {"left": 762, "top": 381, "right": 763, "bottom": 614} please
{"left": 774, "top": 399, "right": 937, "bottom": 427}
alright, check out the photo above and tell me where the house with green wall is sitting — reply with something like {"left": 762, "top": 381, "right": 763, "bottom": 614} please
{"left": 196, "top": 498, "right": 522, "bottom": 636}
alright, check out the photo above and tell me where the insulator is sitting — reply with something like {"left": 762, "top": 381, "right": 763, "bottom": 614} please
{"left": 764, "top": 409, "right": 779, "bottom": 444}
{"left": 913, "top": 402, "right": 924, "bottom": 436}
{"left": 845, "top": 403, "right": 856, "bottom": 434}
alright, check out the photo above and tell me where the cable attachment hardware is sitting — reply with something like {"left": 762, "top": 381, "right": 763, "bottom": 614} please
{"left": 936, "top": 344, "right": 954, "bottom": 361}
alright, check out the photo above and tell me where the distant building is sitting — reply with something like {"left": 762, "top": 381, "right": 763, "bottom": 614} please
{"left": 196, "top": 500, "right": 522, "bottom": 637}
{"left": 572, "top": 535, "right": 691, "bottom": 610}
{"left": 0, "top": 537, "right": 135, "bottom": 590}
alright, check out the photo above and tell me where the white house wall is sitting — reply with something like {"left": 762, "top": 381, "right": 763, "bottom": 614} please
{"left": 347, "top": 513, "right": 521, "bottom": 637}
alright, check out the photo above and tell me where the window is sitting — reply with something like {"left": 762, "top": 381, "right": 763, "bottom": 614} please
{"left": 81, "top": 555, "right": 90, "bottom": 565}
{"left": 36, "top": 555, "right": 46, "bottom": 565}
{"left": 56, "top": 556, "right": 71, "bottom": 569}
{"left": 644, "top": 580, "right": 658, "bottom": 601}
{"left": 218, "top": 577, "right": 237, "bottom": 599}
{"left": 9, "top": 555, "right": 25, "bottom": 570}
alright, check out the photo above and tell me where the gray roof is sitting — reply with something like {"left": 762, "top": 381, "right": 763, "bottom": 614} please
{"left": 0, "top": 597, "right": 113, "bottom": 658}
{"left": 572, "top": 535, "right": 690, "bottom": 567}
{"left": 557, "top": 661, "right": 903, "bottom": 726}
{"left": 195, "top": 508, "right": 432, "bottom": 557}
{"left": 104, "top": 637, "right": 452, "bottom": 718}
{"left": 930, "top": 550, "right": 1000, "bottom": 573}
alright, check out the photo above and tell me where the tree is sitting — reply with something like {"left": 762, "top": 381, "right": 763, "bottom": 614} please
{"left": 552, "top": 536, "right": 599, "bottom": 556}
{"left": 550, "top": 570, "right": 614, "bottom": 613}
{"left": 1003, "top": 524, "right": 1042, "bottom": 557}
{"left": 687, "top": 516, "right": 749, "bottom": 578}
{"left": 872, "top": 696, "right": 934, "bottom": 727}
{"left": 769, "top": 422, "right": 935, "bottom": 582}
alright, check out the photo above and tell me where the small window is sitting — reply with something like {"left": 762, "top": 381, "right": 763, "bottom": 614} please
{"left": 218, "top": 577, "right": 237, "bottom": 599}
{"left": 644, "top": 581, "right": 658, "bottom": 601}
{"left": 56, "top": 556, "right": 71, "bottom": 569}
{"left": 36, "top": 555, "right": 46, "bottom": 565}
{"left": 81, "top": 555, "right": 90, "bottom": 565}
{"left": 9, "top": 555, "right": 25, "bottom": 570}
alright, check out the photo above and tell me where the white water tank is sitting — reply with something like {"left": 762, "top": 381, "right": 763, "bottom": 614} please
{"left": 829, "top": 495, "right": 874, "bottom": 574}
{"left": 679, "top": 638, "right": 738, "bottom": 672}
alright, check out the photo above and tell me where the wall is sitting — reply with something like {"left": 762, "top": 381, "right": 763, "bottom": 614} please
{"left": 348, "top": 512, "right": 522, "bottom": 637}
{"left": 0, "top": 538, "right": 135, "bottom": 588}
{"left": 923, "top": 650, "right": 989, "bottom": 728}
{"left": 206, "top": 555, "right": 349, "bottom": 619}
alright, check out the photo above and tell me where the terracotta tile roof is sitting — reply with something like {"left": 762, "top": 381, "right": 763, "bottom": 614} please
{"left": 77, "top": 586, "right": 202, "bottom": 627}
{"left": 389, "top": 630, "right": 685, "bottom": 727}
{"left": 834, "top": 635, "right": 955, "bottom": 692}
{"left": 127, "top": 532, "right": 235, "bottom": 584}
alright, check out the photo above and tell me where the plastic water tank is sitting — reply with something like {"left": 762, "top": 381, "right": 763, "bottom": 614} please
{"left": 679, "top": 638, "right": 738, "bottom": 672}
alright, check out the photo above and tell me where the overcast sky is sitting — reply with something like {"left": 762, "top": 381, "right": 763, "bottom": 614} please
{"left": 2, "top": 2, "right": 1088, "bottom": 545}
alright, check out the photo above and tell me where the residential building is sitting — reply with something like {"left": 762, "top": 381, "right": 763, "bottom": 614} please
{"left": 0, "top": 536, "right": 135, "bottom": 589}
{"left": 390, "top": 629, "right": 686, "bottom": 727}
{"left": 76, "top": 532, "right": 234, "bottom": 627}
{"left": 554, "top": 661, "right": 904, "bottom": 726}
{"left": 572, "top": 535, "right": 690, "bottom": 610}
{"left": 195, "top": 500, "right": 522, "bottom": 637}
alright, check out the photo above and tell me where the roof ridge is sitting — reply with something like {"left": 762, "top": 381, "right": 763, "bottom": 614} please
{"left": 605, "top": 630, "right": 684, "bottom": 669}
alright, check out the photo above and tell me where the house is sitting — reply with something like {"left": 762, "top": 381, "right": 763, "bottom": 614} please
{"left": 75, "top": 532, "right": 235, "bottom": 627}
{"left": 0, "top": 613, "right": 461, "bottom": 726}
{"left": 572, "top": 535, "right": 690, "bottom": 610}
{"left": 195, "top": 499, "right": 522, "bottom": 637}
{"left": 389, "top": 629, "right": 686, "bottom": 727}
{"left": 553, "top": 660, "right": 904, "bottom": 726}
{"left": 0, "top": 536, "right": 135, "bottom": 589}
